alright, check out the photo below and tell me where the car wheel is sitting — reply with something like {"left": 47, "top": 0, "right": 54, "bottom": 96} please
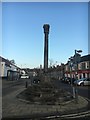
{"left": 81, "top": 83, "right": 84, "bottom": 86}
{"left": 68, "top": 82, "right": 70, "bottom": 84}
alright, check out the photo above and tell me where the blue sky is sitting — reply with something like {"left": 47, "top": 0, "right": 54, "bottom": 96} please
{"left": 2, "top": 2, "right": 88, "bottom": 68}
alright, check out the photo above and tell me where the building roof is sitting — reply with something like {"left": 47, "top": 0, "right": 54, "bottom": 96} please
{"left": 0, "top": 56, "right": 20, "bottom": 69}
{"left": 80, "top": 54, "right": 90, "bottom": 62}
{"left": 0, "top": 56, "right": 11, "bottom": 67}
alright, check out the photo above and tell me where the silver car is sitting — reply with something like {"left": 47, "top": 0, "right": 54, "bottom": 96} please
{"left": 82, "top": 78, "right": 90, "bottom": 86}
{"left": 74, "top": 78, "right": 90, "bottom": 86}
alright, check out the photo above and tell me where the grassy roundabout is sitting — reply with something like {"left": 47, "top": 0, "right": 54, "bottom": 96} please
{"left": 17, "top": 80, "right": 73, "bottom": 105}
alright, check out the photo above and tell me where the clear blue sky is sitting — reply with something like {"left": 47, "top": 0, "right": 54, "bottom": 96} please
{"left": 2, "top": 2, "right": 88, "bottom": 68}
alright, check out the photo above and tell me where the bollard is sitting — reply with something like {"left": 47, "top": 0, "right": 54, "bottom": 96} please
{"left": 75, "top": 88, "right": 78, "bottom": 103}
{"left": 25, "top": 81, "right": 28, "bottom": 88}
{"left": 73, "top": 86, "right": 75, "bottom": 98}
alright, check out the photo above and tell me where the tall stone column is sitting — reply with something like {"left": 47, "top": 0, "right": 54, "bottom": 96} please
{"left": 43, "top": 24, "right": 50, "bottom": 73}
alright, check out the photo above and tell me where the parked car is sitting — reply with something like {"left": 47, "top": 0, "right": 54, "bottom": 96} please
{"left": 79, "top": 78, "right": 90, "bottom": 86}
{"left": 67, "top": 78, "right": 76, "bottom": 84}
{"left": 21, "top": 74, "right": 29, "bottom": 78}
{"left": 61, "top": 77, "right": 72, "bottom": 84}
{"left": 64, "top": 77, "right": 71, "bottom": 83}
{"left": 74, "top": 78, "right": 90, "bottom": 86}
{"left": 61, "top": 77, "right": 68, "bottom": 83}
{"left": 33, "top": 78, "right": 40, "bottom": 84}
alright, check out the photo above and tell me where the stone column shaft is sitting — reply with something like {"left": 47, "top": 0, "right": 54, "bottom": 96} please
{"left": 43, "top": 24, "right": 50, "bottom": 73}
{"left": 44, "top": 33, "right": 48, "bottom": 72}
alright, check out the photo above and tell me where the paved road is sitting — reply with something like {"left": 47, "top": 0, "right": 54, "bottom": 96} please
{"left": 55, "top": 80, "right": 90, "bottom": 99}
{"left": 55, "top": 80, "right": 90, "bottom": 105}
{"left": 2, "top": 78, "right": 90, "bottom": 99}
{"left": 2, "top": 78, "right": 31, "bottom": 96}
{"left": 77, "top": 86, "right": 90, "bottom": 99}
{"left": 2, "top": 78, "right": 90, "bottom": 119}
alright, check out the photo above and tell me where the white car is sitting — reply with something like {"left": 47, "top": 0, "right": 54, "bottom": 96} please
{"left": 74, "top": 78, "right": 90, "bottom": 86}
{"left": 21, "top": 74, "right": 29, "bottom": 79}
{"left": 80, "top": 78, "right": 90, "bottom": 86}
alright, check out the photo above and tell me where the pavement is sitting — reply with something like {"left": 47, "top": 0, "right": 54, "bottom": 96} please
{"left": 0, "top": 80, "right": 2, "bottom": 120}
{"left": 2, "top": 80, "right": 90, "bottom": 119}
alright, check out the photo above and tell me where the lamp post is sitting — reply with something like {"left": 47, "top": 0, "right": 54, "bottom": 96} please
{"left": 69, "top": 57, "right": 76, "bottom": 98}
{"left": 74, "top": 49, "right": 82, "bottom": 103}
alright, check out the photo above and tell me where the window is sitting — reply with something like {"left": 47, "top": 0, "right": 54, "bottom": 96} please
{"left": 81, "top": 62, "right": 86, "bottom": 70}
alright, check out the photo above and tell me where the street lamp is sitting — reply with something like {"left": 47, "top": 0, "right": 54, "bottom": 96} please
{"left": 75, "top": 49, "right": 82, "bottom": 103}
{"left": 69, "top": 57, "right": 73, "bottom": 85}
{"left": 69, "top": 57, "right": 76, "bottom": 99}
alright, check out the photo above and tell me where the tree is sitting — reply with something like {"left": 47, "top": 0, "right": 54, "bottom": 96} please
{"left": 10, "top": 60, "right": 15, "bottom": 64}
